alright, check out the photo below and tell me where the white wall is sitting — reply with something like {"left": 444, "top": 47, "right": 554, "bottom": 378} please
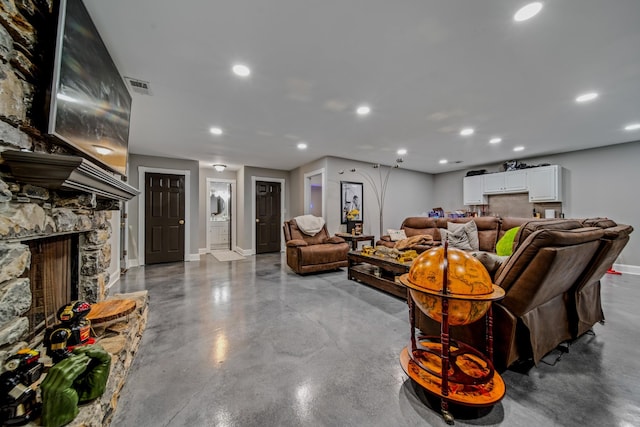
{"left": 324, "top": 157, "right": 434, "bottom": 238}
{"left": 432, "top": 141, "right": 640, "bottom": 267}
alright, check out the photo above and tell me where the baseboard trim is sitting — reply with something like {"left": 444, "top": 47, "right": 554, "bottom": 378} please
{"left": 106, "top": 269, "right": 120, "bottom": 290}
{"left": 235, "top": 246, "right": 254, "bottom": 256}
{"left": 186, "top": 253, "right": 201, "bottom": 262}
{"left": 198, "top": 247, "right": 209, "bottom": 255}
{"left": 612, "top": 263, "right": 640, "bottom": 275}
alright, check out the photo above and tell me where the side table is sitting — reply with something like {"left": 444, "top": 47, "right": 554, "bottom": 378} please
{"left": 335, "top": 233, "right": 375, "bottom": 251}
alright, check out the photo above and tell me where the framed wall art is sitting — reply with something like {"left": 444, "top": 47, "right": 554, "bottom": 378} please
{"left": 340, "top": 181, "right": 363, "bottom": 224}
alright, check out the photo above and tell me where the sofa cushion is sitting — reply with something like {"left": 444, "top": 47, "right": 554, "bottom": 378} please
{"left": 496, "top": 226, "right": 519, "bottom": 256}
{"left": 471, "top": 251, "right": 509, "bottom": 275}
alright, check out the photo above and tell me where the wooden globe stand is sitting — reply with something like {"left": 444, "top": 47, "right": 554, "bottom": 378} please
{"left": 400, "top": 243, "right": 506, "bottom": 425}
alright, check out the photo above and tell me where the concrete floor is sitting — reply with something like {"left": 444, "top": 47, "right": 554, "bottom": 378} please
{"left": 111, "top": 254, "right": 640, "bottom": 426}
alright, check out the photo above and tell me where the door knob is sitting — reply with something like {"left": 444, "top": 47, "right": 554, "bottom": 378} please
{"left": 255, "top": 218, "right": 260, "bottom": 223}
{"left": 179, "top": 219, "right": 185, "bottom": 225}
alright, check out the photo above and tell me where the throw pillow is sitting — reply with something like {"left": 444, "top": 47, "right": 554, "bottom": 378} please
{"left": 471, "top": 251, "right": 509, "bottom": 275}
{"left": 496, "top": 226, "right": 520, "bottom": 256}
{"left": 388, "top": 229, "right": 407, "bottom": 242}
{"left": 448, "top": 221, "right": 479, "bottom": 251}
{"left": 439, "top": 227, "right": 473, "bottom": 251}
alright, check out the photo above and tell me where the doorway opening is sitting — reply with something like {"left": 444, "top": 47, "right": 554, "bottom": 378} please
{"left": 304, "top": 168, "right": 326, "bottom": 218}
{"left": 206, "top": 178, "right": 236, "bottom": 252}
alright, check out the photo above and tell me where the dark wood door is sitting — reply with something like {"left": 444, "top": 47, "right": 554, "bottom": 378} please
{"left": 256, "top": 181, "right": 281, "bottom": 254}
{"left": 145, "top": 172, "right": 185, "bottom": 264}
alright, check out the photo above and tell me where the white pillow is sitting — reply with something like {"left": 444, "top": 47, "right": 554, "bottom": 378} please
{"left": 448, "top": 221, "right": 479, "bottom": 251}
{"left": 388, "top": 229, "right": 407, "bottom": 242}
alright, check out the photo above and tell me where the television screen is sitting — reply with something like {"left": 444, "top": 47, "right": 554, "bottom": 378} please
{"left": 48, "top": 0, "right": 131, "bottom": 176}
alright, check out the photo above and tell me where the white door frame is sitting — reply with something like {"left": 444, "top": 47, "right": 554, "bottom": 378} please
{"left": 251, "top": 176, "right": 286, "bottom": 254}
{"left": 138, "top": 166, "right": 192, "bottom": 265}
{"left": 206, "top": 177, "right": 237, "bottom": 253}
{"left": 303, "top": 168, "right": 326, "bottom": 218}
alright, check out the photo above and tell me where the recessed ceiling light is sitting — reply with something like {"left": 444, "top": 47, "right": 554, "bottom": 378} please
{"left": 575, "top": 92, "right": 599, "bottom": 103}
{"left": 489, "top": 137, "right": 502, "bottom": 144}
{"left": 439, "top": 159, "right": 448, "bottom": 164}
{"left": 513, "top": 146, "right": 525, "bottom": 152}
{"left": 209, "top": 127, "right": 223, "bottom": 135}
{"left": 297, "top": 142, "right": 308, "bottom": 149}
{"left": 460, "top": 127, "right": 474, "bottom": 136}
{"left": 232, "top": 64, "right": 251, "bottom": 77}
{"left": 356, "top": 105, "right": 371, "bottom": 115}
{"left": 514, "top": 2, "right": 543, "bottom": 22}
{"left": 397, "top": 148, "right": 407, "bottom": 155}
{"left": 624, "top": 123, "right": 640, "bottom": 131}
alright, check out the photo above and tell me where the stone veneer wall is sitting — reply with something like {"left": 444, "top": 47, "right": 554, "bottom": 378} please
{"left": 0, "top": 1, "right": 119, "bottom": 365}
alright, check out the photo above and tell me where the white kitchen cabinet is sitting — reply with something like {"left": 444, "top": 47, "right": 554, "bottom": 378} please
{"left": 504, "top": 170, "right": 527, "bottom": 191}
{"left": 483, "top": 170, "right": 527, "bottom": 194}
{"left": 527, "top": 165, "right": 562, "bottom": 202}
{"left": 463, "top": 175, "right": 487, "bottom": 205}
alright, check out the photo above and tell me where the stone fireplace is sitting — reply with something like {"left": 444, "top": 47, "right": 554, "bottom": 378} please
{"left": 0, "top": 2, "right": 145, "bottom": 424}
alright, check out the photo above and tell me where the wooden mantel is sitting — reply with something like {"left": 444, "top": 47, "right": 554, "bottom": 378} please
{"left": 1, "top": 150, "right": 139, "bottom": 201}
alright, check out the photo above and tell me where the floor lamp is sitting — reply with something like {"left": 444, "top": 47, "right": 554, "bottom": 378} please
{"left": 339, "top": 158, "right": 403, "bottom": 237}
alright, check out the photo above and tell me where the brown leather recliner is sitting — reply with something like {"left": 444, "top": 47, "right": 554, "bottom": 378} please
{"left": 570, "top": 219, "right": 633, "bottom": 337}
{"left": 417, "top": 222, "right": 606, "bottom": 370}
{"left": 283, "top": 219, "right": 350, "bottom": 274}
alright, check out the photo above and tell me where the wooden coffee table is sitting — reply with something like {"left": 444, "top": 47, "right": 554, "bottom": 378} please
{"left": 348, "top": 251, "right": 411, "bottom": 298}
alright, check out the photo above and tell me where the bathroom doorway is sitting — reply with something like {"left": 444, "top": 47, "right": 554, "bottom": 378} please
{"left": 206, "top": 178, "right": 236, "bottom": 252}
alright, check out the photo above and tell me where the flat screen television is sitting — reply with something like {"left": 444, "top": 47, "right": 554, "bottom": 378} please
{"left": 48, "top": 0, "right": 131, "bottom": 177}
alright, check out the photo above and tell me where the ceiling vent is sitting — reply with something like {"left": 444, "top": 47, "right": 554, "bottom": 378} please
{"left": 124, "top": 77, "right": 152, "bottom": 95}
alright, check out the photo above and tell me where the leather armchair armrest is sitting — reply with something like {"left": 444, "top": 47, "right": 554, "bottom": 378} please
{"left": 286, "top": 239, "right": 308, "bottom": 247}
{"left": 325, "top": 236, "right": 346, "bottom": 244}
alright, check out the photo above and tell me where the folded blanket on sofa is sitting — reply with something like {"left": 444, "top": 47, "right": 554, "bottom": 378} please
{"left": 294, "top": 215, "right": 325, "bottom": 236}
{"left": 394, "top": 234, "right": 434, "bottom": 250}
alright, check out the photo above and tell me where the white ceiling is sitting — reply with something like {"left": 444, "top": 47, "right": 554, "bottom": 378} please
{"left": 82, "top": 0, "right": 640, "bottom": 174}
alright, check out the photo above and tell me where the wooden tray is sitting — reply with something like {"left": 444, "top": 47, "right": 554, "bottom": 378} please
{"left": 87, "top": 299, "right": 136, "bottom": 324}
{"left": 400, "top": 343, "right": 505, "bottom": 407}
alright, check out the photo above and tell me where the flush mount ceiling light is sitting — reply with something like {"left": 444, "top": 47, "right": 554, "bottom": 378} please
{"left": 209, "top": 127, "right": 223, "bottom": 135}
{"left": 439, "top": 159, "right": 448, "bottom": 164}
{"left": 514, "top": 2, "right": 543, "bottom": 22}
{"left": 575, "top": 92, "right": 599, "bottom": 103}
{"left": 489, "top": 137, "right": 502, "bottom": 144}
{"left": 513, "top": 146, "right": 525, "bottom": 152}
{"left": 356, "top": 105, "right": 371, "bottom": 115}
{"left": 297, "top": 142, "right": 308, "bottom": 149}
{"left": 213, "top": 164, "right": 226, "bottom": 172}
{"left": 93, "top": 145, "right": 113, "bottom": 155}
{"left": 397, "top": 148, "right": 407, "bottom": 155}
{"left": 232, "top": 64, "right": 251, "bottom": 77}
{"left": 460, "top": 127, "right": 474, "bottom": 136}
{"left": 624, "top": 123, "right": 640, "bottom": 131}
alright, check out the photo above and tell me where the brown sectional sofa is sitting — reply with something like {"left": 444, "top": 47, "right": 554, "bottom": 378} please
{"left": 381, "top": 215, "right": 633, "bottom": 370}
{"left": 377, "top": 216, "right": 504, "bottom": 252}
